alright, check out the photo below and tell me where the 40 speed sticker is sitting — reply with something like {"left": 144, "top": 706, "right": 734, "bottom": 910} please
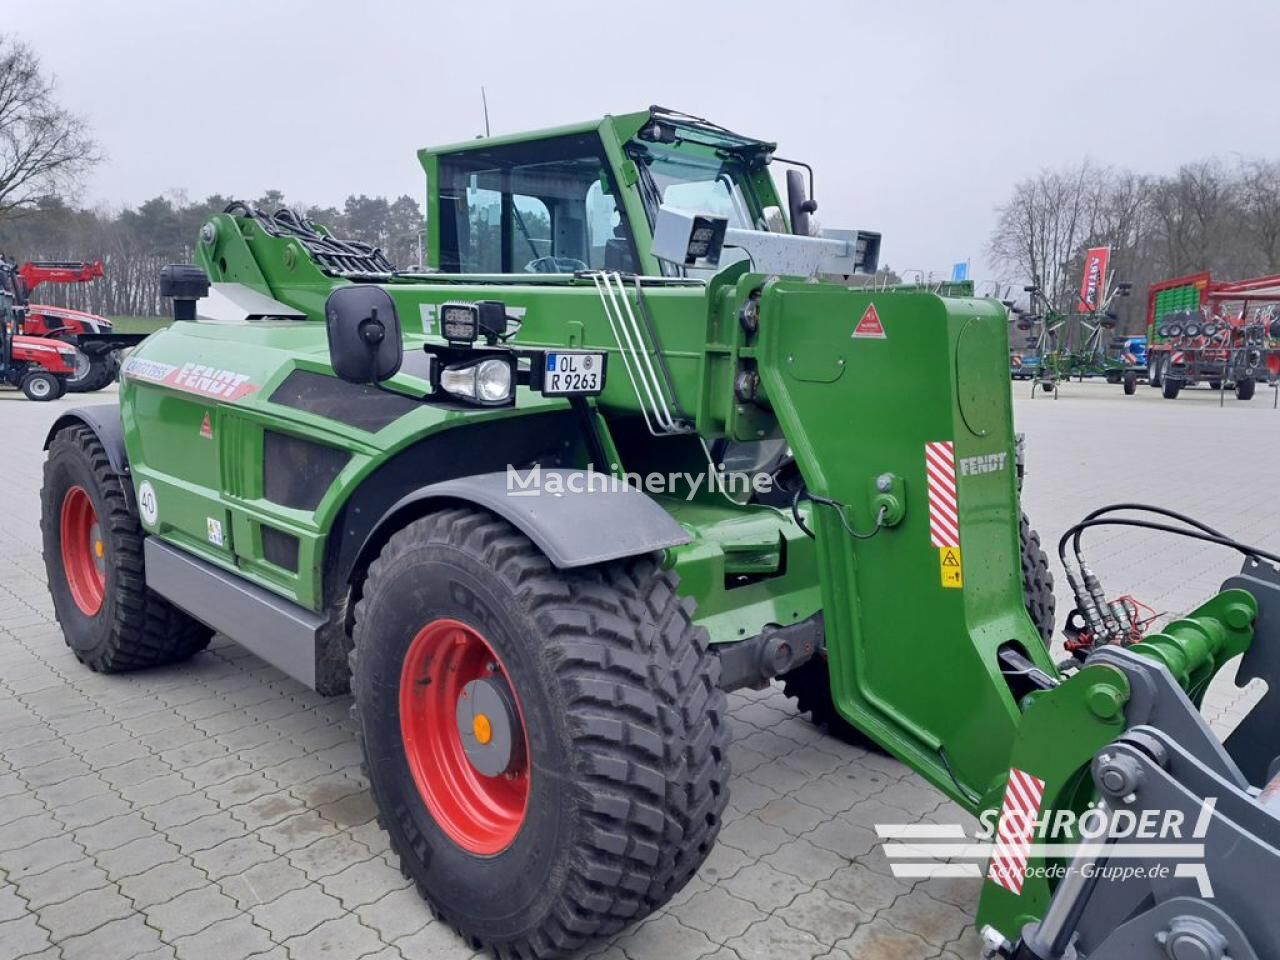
{"left": 137, "top": 481, "right": 159, "bottom": 527}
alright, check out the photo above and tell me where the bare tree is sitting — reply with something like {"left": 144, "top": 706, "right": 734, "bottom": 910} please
{"left": 990, "top": 161, "right": 1107, "bottom": 311}
{"left": 0, "top": 36, "right": 100, "bottom": 220}
{"left": 1238, "top": 158, "right": 1280, "bottom": 274}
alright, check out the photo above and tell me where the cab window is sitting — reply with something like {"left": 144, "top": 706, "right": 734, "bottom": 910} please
{"left": 437, "top": 134, "right": 638, "bottom": 275}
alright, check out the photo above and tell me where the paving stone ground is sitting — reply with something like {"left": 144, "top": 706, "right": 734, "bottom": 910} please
{"left": 1, "top": 380, "right": 1276, "bottom": 960}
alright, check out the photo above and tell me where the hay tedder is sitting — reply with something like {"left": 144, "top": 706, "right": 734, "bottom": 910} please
{"left": 1146, "top": 271, "right": 1280, "bottom": 400}
{"left": 1013, "top": 269, "right": 1135, "bottom": 396}
{"left": 37, "top": 108, "right": 1280, "bottom": 959}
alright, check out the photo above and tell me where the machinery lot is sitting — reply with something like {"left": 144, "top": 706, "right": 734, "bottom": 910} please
{"left": 1, "top": 382, "right": 1276, "bottom": 960}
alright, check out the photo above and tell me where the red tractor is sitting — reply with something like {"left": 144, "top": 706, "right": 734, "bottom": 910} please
{"left": 1, "top": 257, "right": 145, "bottom": 392}
{"left": 0, "top": 281, "right": 77, "bottom": 400}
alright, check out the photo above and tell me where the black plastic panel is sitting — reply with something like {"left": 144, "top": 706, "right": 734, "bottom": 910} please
{"left": 269, "top": 369, "right": 418, "bottom": 432}
{"left": 263, "top": 430, "right": 350, "bottom": 511}
{"left": 262, "top": 526, "right": 300, "bottom": 572}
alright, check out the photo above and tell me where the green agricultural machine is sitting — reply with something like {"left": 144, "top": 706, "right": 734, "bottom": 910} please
{"left": 1016, "top": 279, "right": 1135, "bottom": 396}
{"left": 39, "top": 108, "right": 1280, "bottom": 960}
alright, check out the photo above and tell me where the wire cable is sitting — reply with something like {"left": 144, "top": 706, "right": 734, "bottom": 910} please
{"left": 791, "top": 486, "right": 886, "bottom": 541}
{"left": 1068, "top": 502, "right": 1229, "bottom": 561}
{"left": 1059, "top": 517, "right": 1280, "bottom": 568}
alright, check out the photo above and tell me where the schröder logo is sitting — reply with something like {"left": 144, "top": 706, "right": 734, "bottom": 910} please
{"left": 506, "top": 463, "right": 774, "bottom": 500}
{"left": 875, "top": 797, "right": 1219, "bottom": 898}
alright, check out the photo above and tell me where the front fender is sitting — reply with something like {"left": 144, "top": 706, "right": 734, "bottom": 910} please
{"left": 355, "top": 469, "right": 690, "bottom": 572}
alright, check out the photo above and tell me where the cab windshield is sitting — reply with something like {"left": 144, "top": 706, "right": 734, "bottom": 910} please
{"left": 630, "top": 143, "right": 757, "bottom": 230}
{"left": 625, "top": 127, "right": 773, "bottom": 277}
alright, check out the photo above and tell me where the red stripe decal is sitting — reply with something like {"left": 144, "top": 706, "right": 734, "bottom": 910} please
{"left": 987, "top": 767, "right": 1046, "bottom": 895}
{"left": 924, "top": 441, "right": 959, "bottom": 548}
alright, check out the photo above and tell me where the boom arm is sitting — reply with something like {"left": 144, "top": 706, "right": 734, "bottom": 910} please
{"left": 17, "top": 260, "right": 105, "bottom": 296}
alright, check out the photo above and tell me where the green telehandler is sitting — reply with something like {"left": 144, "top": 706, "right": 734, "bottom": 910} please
{"left": 39, "top": 107, "right": 1280, "bottom": 960}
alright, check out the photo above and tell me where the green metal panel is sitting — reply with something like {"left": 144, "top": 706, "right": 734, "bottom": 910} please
{"left": 753, "top": 280, "right": 1055, "bottom": 808}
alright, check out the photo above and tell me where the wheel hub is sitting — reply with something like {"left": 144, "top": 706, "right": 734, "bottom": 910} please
{"left": 456, "top": 677, "right": 520, "bottom": 778}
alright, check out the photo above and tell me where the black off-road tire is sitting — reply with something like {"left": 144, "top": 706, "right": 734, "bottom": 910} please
{"left": 783, "top": 511, "right": 1056, "bottom": 745}
{"left": 1123, "top": 371, "right": 1137, "bottom": 395}
{"left": 41, "top": 425, "right": 212, "bottom": 671}
{"left": 1162, "top": 378, "right": 1181, "bottom": 400}
{"left": 1236, "top": 378, "right": 1256, "bottom": 401}
{"left": 21, "top": 371, "right": 59, "bottom": 401}
{"left": 350, "top": 507, "right": 730, "bottom": 959}
{"left": 1149, "top": 355, "right": 1164, "bottom": 388}
{"left": 66, "top": 355, "right": 119, "bottom": 394}
{"left": 1019, "top": 512, "right": 1055, "bottom": 644}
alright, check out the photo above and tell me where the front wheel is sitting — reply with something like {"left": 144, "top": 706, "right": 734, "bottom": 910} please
{"left": 1162, "top": 378, "right": 1181, "bottom": 400}
{"left": 21, "top": 371, "right": 60, "bottom": 401}
{"left": 1236, "top": 378, "right": 1256, "bottom": 400}
{"left": 1149, "top": 355, "right": 1164, "bottom": 387}
{"left": 351, "top": 508, "right": 730, "bottom": 958}
{"left": 1123, "top": 370, "right": 1137, "bottom": 395}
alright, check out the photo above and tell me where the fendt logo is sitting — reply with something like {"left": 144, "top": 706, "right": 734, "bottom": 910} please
{"left": 957, "top": 452, "right": 1008, "bottom": 476}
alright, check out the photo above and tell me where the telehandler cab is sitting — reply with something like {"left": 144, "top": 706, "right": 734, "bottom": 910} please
{"left": 40, "top": 108, "right": 1280, "bottom": 960}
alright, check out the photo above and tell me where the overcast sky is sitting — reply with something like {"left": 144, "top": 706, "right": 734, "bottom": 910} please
{"left": 17, "top": 0, "right": 1280, "bottom": 282}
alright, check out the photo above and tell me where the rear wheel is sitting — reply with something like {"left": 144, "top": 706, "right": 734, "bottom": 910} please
{"left": 66, "top": 354, "right": 119, "bottom": 393}
{"left": 40, "top": 425, "right": 212, "bottom": 671}
{"left": 1149, "top": 355, "right": 1164, "bottom": 387}
{"left": 21, "top": 371, "right": 59, "bottom": 401}
{"left": 784, "top": 513, "right": 1056, "bottom": 745}
{"left": 351, "top": 507, "right": 730, "bottom": 959}
{"left": 1236, "top": 378, "right": 1256, "bottom": 400}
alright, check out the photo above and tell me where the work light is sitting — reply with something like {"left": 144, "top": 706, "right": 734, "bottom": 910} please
{"left": 440, "top": 303, "right": 479, "bottom": 344}
{"left": 439, "top": 356, "right": 514, "bottom": 405}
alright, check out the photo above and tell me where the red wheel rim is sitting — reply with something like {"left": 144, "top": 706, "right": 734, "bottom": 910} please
{"left": 60, "top": 486, "right": 105, "bottom": 616}
{"left": 399, "top": 618, "right": 530, "bottom": 855}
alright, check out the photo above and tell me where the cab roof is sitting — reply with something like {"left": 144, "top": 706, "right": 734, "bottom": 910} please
{"left": 417, "top": 106, "right": 776, "bottom": 162}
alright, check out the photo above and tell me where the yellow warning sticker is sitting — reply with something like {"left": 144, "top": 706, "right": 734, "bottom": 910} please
{"left": 939, "top": 547, "right": 963, "bottom": 589}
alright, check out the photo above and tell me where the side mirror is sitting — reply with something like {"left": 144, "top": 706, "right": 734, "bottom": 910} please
{"left": 325, "top": 286, "right": 402, "bottom": 384}
{"left": 786, "top": 169, "right": 816, "bottom": 237}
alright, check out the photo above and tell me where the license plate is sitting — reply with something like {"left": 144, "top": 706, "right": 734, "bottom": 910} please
{"left": 542, "top": 352, "right": 605, "bottom": 396}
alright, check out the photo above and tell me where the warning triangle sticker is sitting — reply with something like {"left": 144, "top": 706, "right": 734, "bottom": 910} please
{"left": 199, "top": 413, "right": 213, "bottom": 439}
{"left": 852, "top": 303, "right": 886, "bottom": 339}
{"left": 941, "top": 549, "right": 960, "bottom": 566}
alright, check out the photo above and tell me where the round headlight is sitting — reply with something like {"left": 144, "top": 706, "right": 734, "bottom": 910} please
{"left": 476, "top": 359, "right": 512, "bottom": 402}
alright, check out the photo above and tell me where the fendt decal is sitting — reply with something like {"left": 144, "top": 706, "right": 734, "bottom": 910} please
{"left": 957, "top": 452, "right": 1008, "bottom": 476}
{"left": 123, "top": 357, "right": 258, "bottom": 402}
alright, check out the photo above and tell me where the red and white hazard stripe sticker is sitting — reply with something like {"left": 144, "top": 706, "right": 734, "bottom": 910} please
{"left": 924, "top": 441, "right": 960, "bottom": 549}
{"left": 988, "top": 767, "right": 1046, "bottom": 895}
{"left": 1172, "top": 351, "right": 1185, "bottom": 365}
